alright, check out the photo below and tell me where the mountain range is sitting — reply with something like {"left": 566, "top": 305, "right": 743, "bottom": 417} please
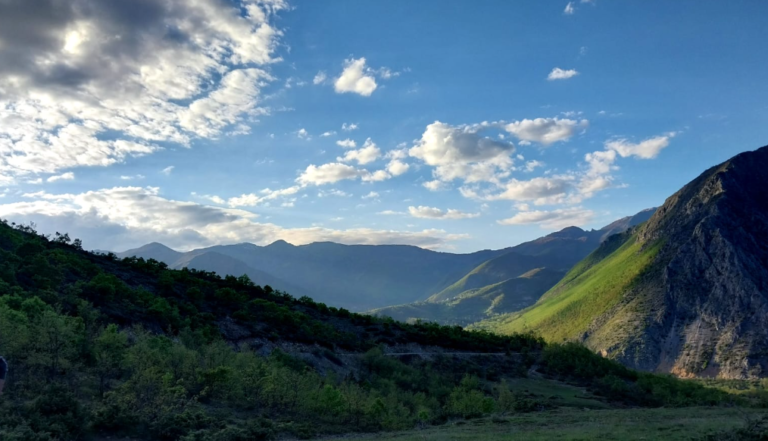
{"left": 118, "top": 208, "right": 655, "bottom": 316}
{"left": 118, "top": 240, "right": 509, "bottom": 311}
{"left": 476, "top": 145, "right": 768, "bottom": 379}
{"left": 369, "top": 209, "right": 656, "bottom": 325}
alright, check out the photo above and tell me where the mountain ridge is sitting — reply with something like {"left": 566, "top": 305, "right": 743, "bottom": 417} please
{"left": 475, "top": 145, "right": 768, "bottom": 379}
{"left": 369, "top": 209, "right": 656, "bottom": 325}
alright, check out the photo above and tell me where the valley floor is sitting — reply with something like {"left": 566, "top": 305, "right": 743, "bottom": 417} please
{"left": 322, "top": 407, "right": 766, "bottom": 441}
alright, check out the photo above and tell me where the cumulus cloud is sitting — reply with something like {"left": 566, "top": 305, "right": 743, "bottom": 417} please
{"left": 342, "top": 123, "right": 359, "bottom": 131}
{"left": 0, "top": 0, "right": 287, "bottom": 183}
{"left": 408, "top": 206, "right": 480, "bottom": 220}
{"left": 297, "top": 128, "right": 310, "bottom": 139}
{"left": 362, "top": 191, "right": 379, "bottom": 199}
{"left": 162, "top": 166, "right": 175, "bottom": 175}
{"left": 410, "top": 122, "right": 514, "bottom": 166}
{"left": 547, "top": 68, "right": 579, "bottom": 80}
{"left": 120, "top": 175, "right": 145, "bottom": 181}
{"left": 0, "top": 187, "right": 467, "bottom": 251}
{"left": 423, "top": 180, "right": 445, "bottom": 191}
{"left": 320, "top": 131, "right": 336, "bottom": 137}
{"left": 577, "top": 133, "right": 675, "bottom": 196}
{"left": 564, "top": 2, "right": 576, "bottom": 14}
{"left": 386, "top": 159, "right": 410, "bottom": 176}
{"left": 409, "top": 121, "right": 517, "bottom": 187}
{"left": 482, "top": 177, "right": 574, "bottom": 203}
{"left": 503, "top": 118, "right": 587, "bottom": 145}
{"left": 498, "top": 207, "right": 594, "bottom": 229}
{"left": 361, "top": 170, "right": 391, "bottom": 182}
{"left": 47, "top": 172, "right": 75, "bottom": 182}
{"left": 336, "top": 139, "right": 357, "bottom": 148}
{"left": 334, "top": 58, "right": 377, "bottom": 96}
{"left": 296, "top": 163, "right": 366, "bottom": 186}
{"left": 605, "top": 135, "right": 673, "bottom": 159}
{"left": 337, "top": 138, "right": 380, "bottom": 165}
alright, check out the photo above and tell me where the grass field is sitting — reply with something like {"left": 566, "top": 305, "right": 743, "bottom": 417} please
{"left": 476, "top": 234, "right": 661, "bottom": 342}
{"left": 324, "top": 407, "right": 765, "bottom": 441}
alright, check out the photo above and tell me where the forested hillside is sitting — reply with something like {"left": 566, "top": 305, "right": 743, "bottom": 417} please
{"left": 0, "top": 219, "right": 738, "bottom": 440}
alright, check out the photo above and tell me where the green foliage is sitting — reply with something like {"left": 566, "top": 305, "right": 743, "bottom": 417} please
{"left": 477, "top": 233, "right": 661, "bottom": 342}
{"left": 0, "top": 220, "right": 742, "bottom": 440}
{"left": 540, "top": 343, "right": 729, "bottom": 407}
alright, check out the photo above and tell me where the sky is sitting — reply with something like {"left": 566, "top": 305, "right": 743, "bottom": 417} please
{"left": 0, "top": 0, "right": 767, "bottom": 253}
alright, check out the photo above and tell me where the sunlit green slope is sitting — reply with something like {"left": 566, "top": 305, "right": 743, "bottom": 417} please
{"left": 474, "top": 231, "right": 662, "bottom": 344}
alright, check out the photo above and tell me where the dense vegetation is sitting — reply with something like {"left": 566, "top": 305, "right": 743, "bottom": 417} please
{"left": 0, "top": 220, "right": 745, "bottom": 440}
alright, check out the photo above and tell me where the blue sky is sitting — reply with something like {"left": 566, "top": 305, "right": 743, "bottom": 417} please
{"left": 0, "top": 0, "right": 766, "bottom": 252}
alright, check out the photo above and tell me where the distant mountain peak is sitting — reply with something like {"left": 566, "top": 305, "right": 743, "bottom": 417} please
{"left": 548, "top": 226, "right": 586, "bottom": 238}
{"left": 266, "top": 239, "right": 294, "bottom": 248}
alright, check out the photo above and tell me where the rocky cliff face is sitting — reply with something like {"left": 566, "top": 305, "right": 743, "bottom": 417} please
{"left": 611, "top": 146, "right": 768, "bottom": 378}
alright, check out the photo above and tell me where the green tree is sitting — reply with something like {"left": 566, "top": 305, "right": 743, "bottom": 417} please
{"left": 94, "top": 324, "right": 129, "bottom": 397}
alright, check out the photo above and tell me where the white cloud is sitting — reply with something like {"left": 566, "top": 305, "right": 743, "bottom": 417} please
{"left": 336, "top": 139, "right": 357, "bottom": 148}
{"left": 227, "top": 186, "right": 301, "bottom": 207}
{"left": 409, "top": 206, "right": 480, "bottom": 220}
{"left": 377, "top": 210, "right": 405, "bottom": 215}
{"left": 337, "top": 138, "right": 381, "bottom": 165}
{"left": 0, "top": 0, "right": 287, "bottom": 183}
{"left": 362, "top": 191, "right": 379, "bottom": 199}
{"left": 334, "top": 58, "right": 378, "bottom": 96}
{"left": 313, "top": 71, "right": 327, "bottom": 85}
{"left": 524, "top": 160, "right": 545, "bottom": 172}
{"left": 384, "top": 148, "right": 410, "bottom": 176}
{"left": 547, "top": 67, "right": 579, "bottom": 80}
{"left": 482, "top": 177, "right": 573, "bottom": 203}
{"left": 162, "top": 166, "right": 175, "bottom": 175}
{"left": 192, "top": 193, "right": 226, "bottom": 205}
{"left": 47, "top": 172, "right": 75, "bottom": 183}
{"left": 386, "top": 159, "right": 410, "bottom": 176}
{"left": 342, "top": 123, "right": 359, "bottom": 131}
{"left": 423, "top": 180, "right": 446, "bottom": 191}
{"left": 120, "top": 175, "right": 145, "bottom": 181}
{"left": 297, "top": 128, "right": 310, "bottom": 140}
{"left": 576, "top": 132, "right": 675, "bottom": 197}
{"left": 297, "top": 163, "right": 366, "bottom": 186}
{"left": 318, "top": 189, "right": 350, "bottom": 198}
{"left": 361, "top": 170, "right": 391, "bottom": 182}
{"left": 410, "top": 122, "right": 514, "bottom": 166}
{"left": 409, "top": 121, "right": 516, "bottom": 186}
{"left": 498, "top": 207, "right": 594, "bottom": 229}
{"left": 503, "top": 118, "right": 588, "bottom": 145}
{"left": 320, "top": 131, "right": 336, "bottom": 137}
{"left": 0, "top": 187, "right": 467, "bottom": 251}
{"left": 584, "top": 149, "right": 618, "bottom": 177}
{"left": 564, "top": 2, "right": 576, "bottom": 14}
{"left": 605, "top": 135, "right": 673, "bottom": 159}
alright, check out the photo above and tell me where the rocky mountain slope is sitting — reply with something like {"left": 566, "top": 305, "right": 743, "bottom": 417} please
{"left": 475, "top": 145, "right": 768, "bottom": 379}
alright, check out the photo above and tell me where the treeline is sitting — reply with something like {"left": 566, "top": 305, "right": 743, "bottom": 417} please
{"left": 0, "top": 220, "right": 736, "bottom": 440}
